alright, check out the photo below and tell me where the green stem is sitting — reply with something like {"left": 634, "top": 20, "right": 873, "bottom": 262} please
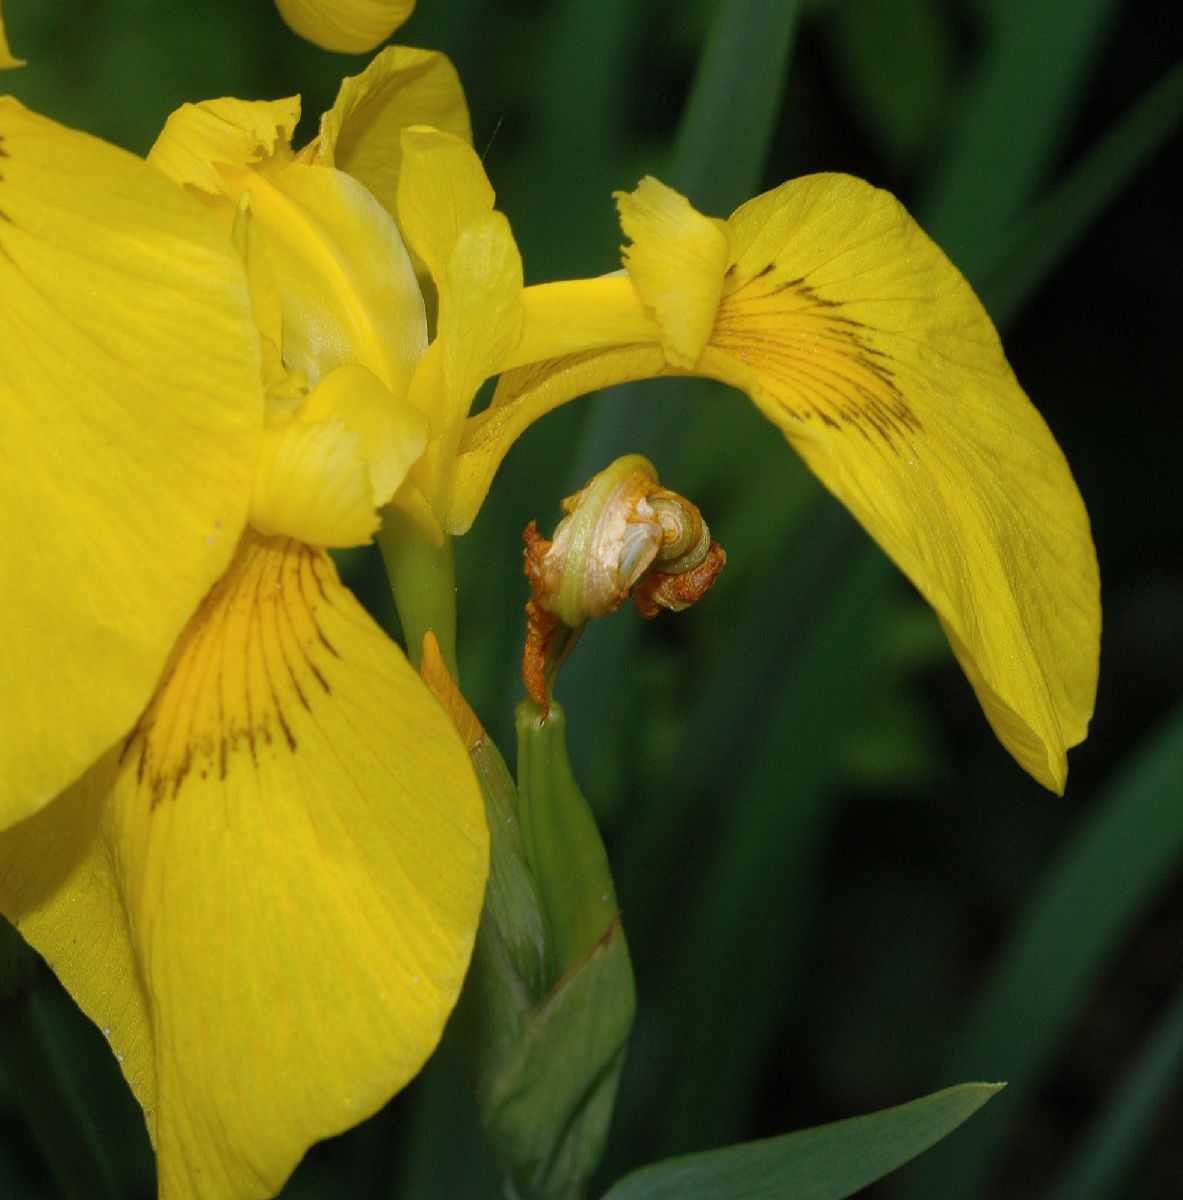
{"left": 376, "top": 506, "right": 459, "bottom": 676}
{"left": 0, "top": 923, "right": 120, "bottom": 1200}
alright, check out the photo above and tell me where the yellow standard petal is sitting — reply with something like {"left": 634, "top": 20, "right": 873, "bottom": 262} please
{"left": 0, "top": 99, "right": 263, "bottom": 826}
{"left": 274, "top": 0, "right": 414, "bottom": 53}
{"left": 0, "top": 532, "right": 487, "bottom": 1200}
{"left": 222, "top": 161, "right": 428, "bottom": 396}
{"left": 396, "top": 127, "right": 522, "bottom": 504}
{"left": 448, "top": 175, "right": 1100, "bottom": 791}
{"left": 148, "top": 96, "right": 301, "bottom": 199}
{"left": 307, "top": 45, "right": 472, "bottom": 216}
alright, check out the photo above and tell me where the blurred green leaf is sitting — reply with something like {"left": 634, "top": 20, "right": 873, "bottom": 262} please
{"left": 1050, "top": 970, "right": 1183, "bottom": 1200}
{"left": 922, "top": 0, "right": 1123, "bottom": 281}
{"left": 644, "top": 544, "right": 894, "bottom": 1155}
{"left": 0, "top": 924, "right": 119, "bottom": 1200}
{"left": 903, "top": 703, "right": 1183, "bottom": 1200}
{"left": 982, "top": 60, "right": 1183, "bottom": 324}
{"left": 601, "top": 1083, "right": 1001, "bottom": 1200}
{"left": 823, "top": 0, "right": 956, "bottom": 169}
{"left": 668, "top": 0, "right": 802, "bottom": 214}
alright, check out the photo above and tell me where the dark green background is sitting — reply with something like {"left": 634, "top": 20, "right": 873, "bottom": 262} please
{"left": 2, "top": 1, "right": 1181, "bottom": 1197}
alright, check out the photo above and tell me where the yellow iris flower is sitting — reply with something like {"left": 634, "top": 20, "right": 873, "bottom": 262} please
{"left": 0, "top": 45, "right": 487, "bottom": 1200}
{"left": 1, "top": 23, "right": 1097, "bottom": 1200}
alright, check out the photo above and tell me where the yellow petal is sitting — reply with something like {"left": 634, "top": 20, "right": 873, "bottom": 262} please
{"left": 448, "top": 175, "right": 1100, "bottom": 790}
{"left": 1, "top": 1, "right": 24, "bottom": 69}
{"left": 397, "top": 128, "right": 522, "bottom": 497}
{"left": 229, "top": 194, "right": 308, "bottom": 406}
{"left": 148, "top": 96, "right": 301, "bottom": 198}
{"left": 0, "top": 533, "right": 487, "bottom": 1200}
{"left": 397, "top": 126, "right": 497, "bottom": 289}
{"left": 251, "top": 417, "right": 380, "bottom": 546}
{"left": 449, "top": 341, "right": 664, "bottom": 534}
{"left": 274, "top": 0, "right": 414, "bottom": 53}
{"left": 226, "top": 161, "right": 427, "bottom": 396}
{"left": 616, "top": 176, "right": 731, "bottom": 367}
{"left": 251, "top": 363, "right": 428, "bottom": 546}
{"left": 300, "top": 362, "right": 428, "bottom": 503}
{"left": 702, "top": 174, "right": 1098, "bottom": 790}
{"left": 0, "top": 98, "right": 263, "bottom": 826}
{"left": 309, "top": 45, "right": 472, "bottom": 216}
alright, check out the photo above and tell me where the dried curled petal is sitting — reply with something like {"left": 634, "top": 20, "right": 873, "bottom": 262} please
{"left": 522, "top": 455, "right": 725, "bottom": 708}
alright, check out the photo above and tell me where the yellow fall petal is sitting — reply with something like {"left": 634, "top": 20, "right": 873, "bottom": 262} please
{"left": 308, "top": 45, "right": 472, "bottom": 216}
{"left": 1, "top": 533, "right": 487, "bottom": 1200}
{"left": 448, "top": 342, "right": 665, "bottom": 534}
{"left": 701, "top": 174, "right": 1098, "bottom": 790}
{"left": 148, "top": 96, "right": 301, "bottom": 198}
{"left": 274, "top": 0, "right": 414, "bottom": 53}
{"left": 448, "top": 174, "right": 1100, "bottom": 790}
{"left": 0, "top": 98, "right": 263, "bottom": 826}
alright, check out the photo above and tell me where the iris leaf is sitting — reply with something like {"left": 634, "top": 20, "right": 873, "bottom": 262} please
{"left": 920, "top": 0, "right": 1125, "bottom": 278}
{"left": 902, "top": 703, "right": 1183, "bottom": 1200}
{"left": 600, "top": 1083, "right": 1001, "bottom": 1200}
{"left": 1050, "top": 972, "right": 1183, "bottom": 1200}
{"left": 982, "top": 60, "right": 1183, "bottom": 324}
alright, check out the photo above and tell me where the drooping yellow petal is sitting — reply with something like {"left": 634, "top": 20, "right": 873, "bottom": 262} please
{"left": 251, "top": 363, "right": 428, "bottom": 546}
{"left": 223, "top": 161, "right": 427, "bottom": 395}
{"left": 307, "top": 46, "right": 472, "bottom": 216}
{"left": 396, "top": 128, "right": 522, "bottom": 503}
{"left": 701, "top": 175, "right": 1098, "bottom": 791}
{"left": 0, "top": 99, "right": 263, "bottom": 826}
{"left": 448, "top": 175, "right": 1100, "bottom": 791}
{"left": 148, "top": 96, "right": 301, "bottom": 199}
{"left": 0, "top": 533, "right": 487, "bottom": 1200}
{"left": 1, "top": 1, "right": 24, "bottom": 69}
{"left": 274, "top": 0, "right": 414, "bottom": 53}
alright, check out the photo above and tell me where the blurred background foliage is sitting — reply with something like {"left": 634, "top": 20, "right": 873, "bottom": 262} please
{"left": 2, "top": 0, "right": 1181, "bottom": 1197}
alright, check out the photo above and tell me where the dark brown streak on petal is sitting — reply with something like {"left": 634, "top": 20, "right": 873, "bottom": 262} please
{"left": 266, "top": 540, "right": 312, "bottom": 716}
{"left": 299, "top": 547, "right": 341, "bottom": 662}
{"left": 117, "top": 534, "right": 349, "bottom": 809}
{"left": 713, "top": 273, "right": 922, "bottom": 450}
{"left": 291, "top": 553, "right": 333, "bottom": 696}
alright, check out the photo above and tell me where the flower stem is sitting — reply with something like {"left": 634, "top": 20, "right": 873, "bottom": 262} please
{"left": 376, "top": 506, "right": 459, "bottom": 676}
